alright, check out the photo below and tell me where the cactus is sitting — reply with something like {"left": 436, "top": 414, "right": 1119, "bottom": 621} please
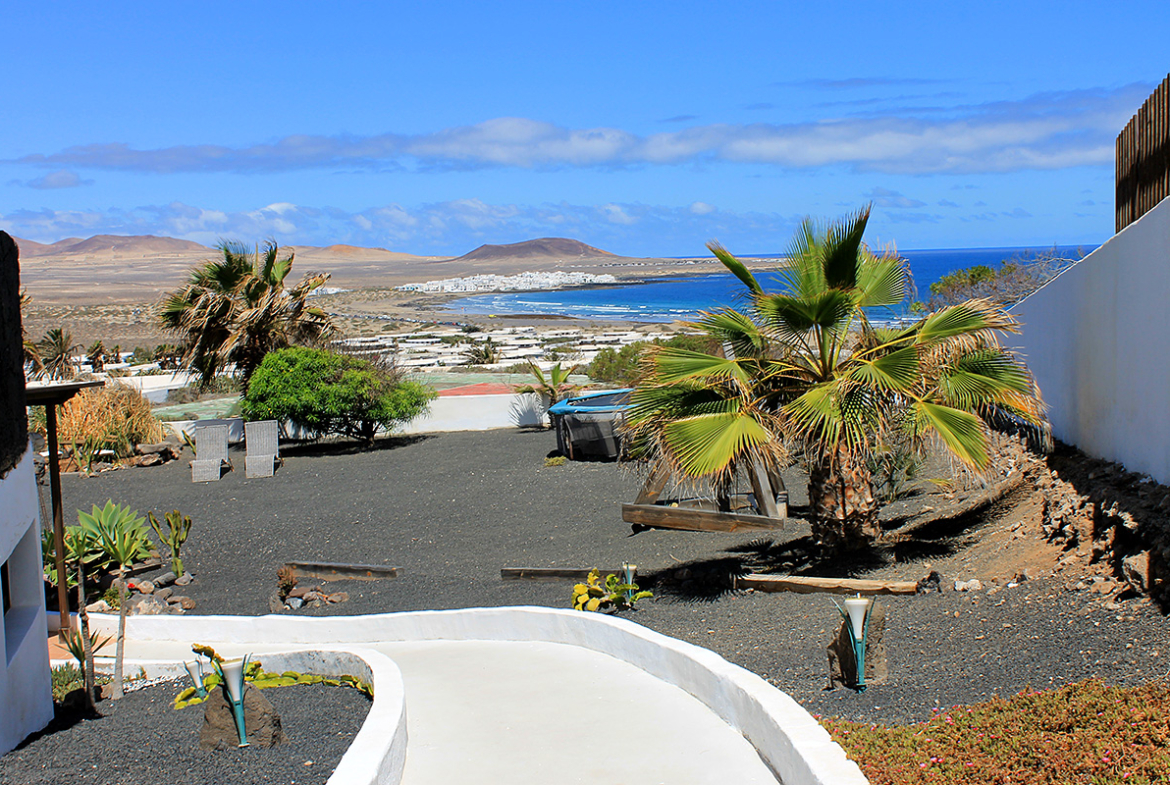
{"left": 148, "top": 509, "right": 193, "bottom": 576}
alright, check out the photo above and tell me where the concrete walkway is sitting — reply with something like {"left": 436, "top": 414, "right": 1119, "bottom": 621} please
{"left": 88, "top": 638, "right": 779, "bottom": 784}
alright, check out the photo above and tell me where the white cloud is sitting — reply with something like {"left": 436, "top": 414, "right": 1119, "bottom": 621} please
{"left": 866, "top": 187, "right": 926, "bottom": 209}
{"left": 12, "top": 169, "right": 93, "bottom": 189}
{"left": 690, "top": 201, "right": 716, "bottom": 215}
{"left": 12, "top": 85, "right": 1148, "bottom": 176}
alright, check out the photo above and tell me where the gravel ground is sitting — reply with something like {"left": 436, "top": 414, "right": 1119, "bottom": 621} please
{"left": 0, "top": 681, "right": 370, "bottom": 785}
{"left": 52, "top": 428, "right": 1170, "bottom": 725}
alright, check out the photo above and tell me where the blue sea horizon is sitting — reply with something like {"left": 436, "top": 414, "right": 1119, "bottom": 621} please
{"left": 445, "top": 244, "right": 1095, "bottom": 323}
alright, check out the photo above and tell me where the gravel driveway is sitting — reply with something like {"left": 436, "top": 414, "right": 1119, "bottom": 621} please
{"left": 55, "top": 428, "right": 1170, "bottom": 724}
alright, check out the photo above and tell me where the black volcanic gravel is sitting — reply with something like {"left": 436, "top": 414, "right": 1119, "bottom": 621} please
{"left": 0, "top": 682, "right": 370, "bottom": 785}
{"left": 48, "top": 429, "right": 1170, "bottom": 724}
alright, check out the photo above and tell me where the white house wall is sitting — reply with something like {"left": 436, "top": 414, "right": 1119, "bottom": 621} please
{"left": 0, "top": 448, "right": 53, "bottom": 756}
{"left": 1009, "top": 196, "right": 1170, "bottom": 482}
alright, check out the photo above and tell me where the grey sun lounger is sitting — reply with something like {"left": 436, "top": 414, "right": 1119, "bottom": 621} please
{"left": 191, "top": 424, "right": 231, "bottom": 482}
{"left": 245, "top": 420, "right": 281, "bottom": 478}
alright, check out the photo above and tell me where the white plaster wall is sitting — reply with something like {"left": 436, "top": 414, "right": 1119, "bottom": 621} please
{"left": 163, "top": 393, "right": 546, "bottom": 445}
{"left": 0, "top": 448, "right": 53, "bottom": 756}
{"left": 94, "top": 607, "right": 867, "bottom": 785}
{"left": 399, "top": 392, "right": 545, "bottom": 434}
{"left": 1008, "top": 197, "right": 1170, "bottom": 483}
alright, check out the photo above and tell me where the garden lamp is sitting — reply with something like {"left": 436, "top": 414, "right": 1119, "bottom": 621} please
{"left": 622, "top": 563, "right": 636, "bottom": 602}
{"left": 183, "top": 659, "right": 207, "bottom": 698}
{"left": 835, "top": 594, "right": 872, "bottom": 692}
{"left": 216, "top": 655, "right": 251, "bottom": 747}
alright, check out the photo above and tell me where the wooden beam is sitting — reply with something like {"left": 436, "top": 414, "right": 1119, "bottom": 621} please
{"left": 737, "top": 574, "right": 919, "bottom": 595}
{"left": 284, "top": 561, "right": 399, "bottom": 582}
{"left": 501, "top": 566, "right": 637, "bottom": 581}
{"left": 634, "top": 464, "right": 671, "bottom": 505}
{"left": 748, "top": 459, "right": 780, "bottom": 520}
{"left": 622, "top": 503, "right": 784, "bottom": 533}
{"left": 46, "top": 403, "right": 70, "bottom": 638}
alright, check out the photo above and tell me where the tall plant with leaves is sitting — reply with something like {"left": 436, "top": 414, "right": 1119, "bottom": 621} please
{"left": 80, "top": 501, "right": 151, "bottom": 699}
{"left": 64, "top": 524, "right": 105, "bottom": 714}
{"left": 36, "top": 328, "right": 79, "bottom": 380}
{"left": 515, "top": 361, "right": 580, "bottom": 409}
{"left": 624, "top": 206, "right": 1045, "bottom": 552}
{"left": 157, "top": 240, "right": 334, "bottom": 393}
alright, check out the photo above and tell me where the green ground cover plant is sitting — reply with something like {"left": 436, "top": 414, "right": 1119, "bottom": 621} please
{"left": 821, "top": 679, "right": 1170, "bottom": 784}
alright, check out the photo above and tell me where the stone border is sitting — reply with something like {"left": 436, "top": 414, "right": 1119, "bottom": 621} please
{"left": 93, "top": 606, "right": 868, "bottom": 785}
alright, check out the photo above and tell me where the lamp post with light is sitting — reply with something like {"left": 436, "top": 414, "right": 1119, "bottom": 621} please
{"left": 835, "top": 594, "right": 872, "bottom": 692}
{"left": 215, "top": 655, "right": 251, "bottom": 747}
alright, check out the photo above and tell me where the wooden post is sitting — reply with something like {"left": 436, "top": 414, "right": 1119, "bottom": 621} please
{"left": 45, "top": 403, "right": 71, "bottom": 638}
{"left": 748, "top": 459, "right": 780, "bottom": 519}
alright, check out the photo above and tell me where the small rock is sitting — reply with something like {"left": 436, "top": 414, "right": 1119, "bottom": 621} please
{"left": 127, "top": 594, "right": 167, "bottom": 615}
{"left": 916, "top": 571, "right": 943, "bottom": 594}
{"left": 200, "top": 684, "right": 286, "bottom": 750}
{"left": 326, "top": 592, "right": 349, "bottom": 604}
{"left": 85, "top": 599, "right": 112, "bottom": 613}
{"left": 155, "top": 587, "right": 173, "bottom": 601}
{"left": 288, "top": 585, "right": 318, "bottom": 599}
{"left": 175, "top": 572, "right": 193, "bottom": 586}
{"left": 155, "top": 571, "right": 177, "bottom": 587}
{"left": 167, "top": 595, "right": 196, "bottom": 610}
{"left": 954, "top": 579, "right": 983, "bottom": 592}
{"left": 285, "top": 597, "right": 304, "bottom": 610}
{"left": 135, "top": 580, "right": 155, "bottom": 595}
{"left": 135, "top": 442, "right": 171, "bottom": 456}
{"left": 1122, "top": 551, "right": 1151, "bottom": 594}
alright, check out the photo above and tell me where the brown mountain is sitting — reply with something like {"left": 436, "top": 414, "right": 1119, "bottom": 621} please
{"left": 58, "top": 234, "right": 209, "bottom": 256}
{"left": 13, "top": 237, "right": 83, "bottom": 257}
{"left": 453, "top": 237, "right": 616, "bottom": 263}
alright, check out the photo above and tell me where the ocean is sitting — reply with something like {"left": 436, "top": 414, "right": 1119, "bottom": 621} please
{"left": 444, "top": 245, "right": 1095, "bottom": 323}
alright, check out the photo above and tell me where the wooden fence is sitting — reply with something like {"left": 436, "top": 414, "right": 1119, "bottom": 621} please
{"left": 1117, "top": 74, "right": 1170, "bottom": 232}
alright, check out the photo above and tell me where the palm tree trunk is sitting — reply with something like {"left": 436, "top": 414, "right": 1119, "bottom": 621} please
{"left": 113, "top": 568, "right": 127, "bottom": 699}
{"left": 75, "top": 561, "right": 97, "bottom": 713}
{"left": 808, "top": 454, "right": 880, "bottom": 553}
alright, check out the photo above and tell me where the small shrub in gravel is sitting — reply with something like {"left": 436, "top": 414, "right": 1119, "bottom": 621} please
{"left": 821, "top": 679, "right": 1170, "bottom": 784}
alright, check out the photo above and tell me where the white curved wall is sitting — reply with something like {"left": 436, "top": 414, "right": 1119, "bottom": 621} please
{"left": 1009, "top": 197, "right": 1170, "bottom": 482}
{"left": 96, "top": 606, "right": 867, "bottom": 785}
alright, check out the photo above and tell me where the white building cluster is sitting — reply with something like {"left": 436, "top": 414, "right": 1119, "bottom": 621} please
{"left": 396, "top": 271, "right": 618, "bottom": 294}
{"left": 335, "top": 325, "right": 674, "bottom": 370}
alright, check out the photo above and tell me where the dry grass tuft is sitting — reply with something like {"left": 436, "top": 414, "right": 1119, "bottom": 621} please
{"left": 31, "top": 383, "right": 164, "bottom": 469}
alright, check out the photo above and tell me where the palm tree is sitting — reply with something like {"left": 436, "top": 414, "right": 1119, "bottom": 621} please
{"left": 87, "top": 340, "right": 107, "bottom": 373}
{"left": 19, "top": 290, "right": 43, "bottom": 376}
{"left": 36, "top": 328, "right": 79, "bottom": 380}
{"left": 624, "top": 206, "right": 1045, "bottom": 553}
{"left": 516, "top": 361, "right": 580, "bottom": 406}
{"left": 158, "top": 240, "right": 334, "bottom": 393}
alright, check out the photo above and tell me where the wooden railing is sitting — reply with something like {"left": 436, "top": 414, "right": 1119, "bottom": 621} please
{"left": 1117, "top": 74, "right": 1170, "bottom": 232}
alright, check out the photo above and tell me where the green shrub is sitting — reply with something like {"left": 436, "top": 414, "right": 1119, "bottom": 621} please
{"left": 51, "top": 663, "right": 85, "bottom": 701}
{"left": 586, "top": 334, "right": 718, "bottom": 385}
{"left": 241, "top": 347, "right": 436, "bottom": 445}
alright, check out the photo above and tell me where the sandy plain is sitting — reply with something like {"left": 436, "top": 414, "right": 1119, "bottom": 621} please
{"left": 14, "top": 235, "right": 775, "bottom": 347}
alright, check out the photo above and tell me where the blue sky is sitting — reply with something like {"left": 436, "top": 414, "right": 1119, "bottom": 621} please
{"left": 2, "top": 1, "right": 1166, "bottom": 257}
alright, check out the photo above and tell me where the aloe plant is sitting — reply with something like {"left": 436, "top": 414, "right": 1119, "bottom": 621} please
{"left": 80, "top": 501, "right": 150, "bottom": 700}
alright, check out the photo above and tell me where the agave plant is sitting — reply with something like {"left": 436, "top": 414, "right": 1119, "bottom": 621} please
{"left": 624, "top": 206, "right": 1045, "bottom": 553}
